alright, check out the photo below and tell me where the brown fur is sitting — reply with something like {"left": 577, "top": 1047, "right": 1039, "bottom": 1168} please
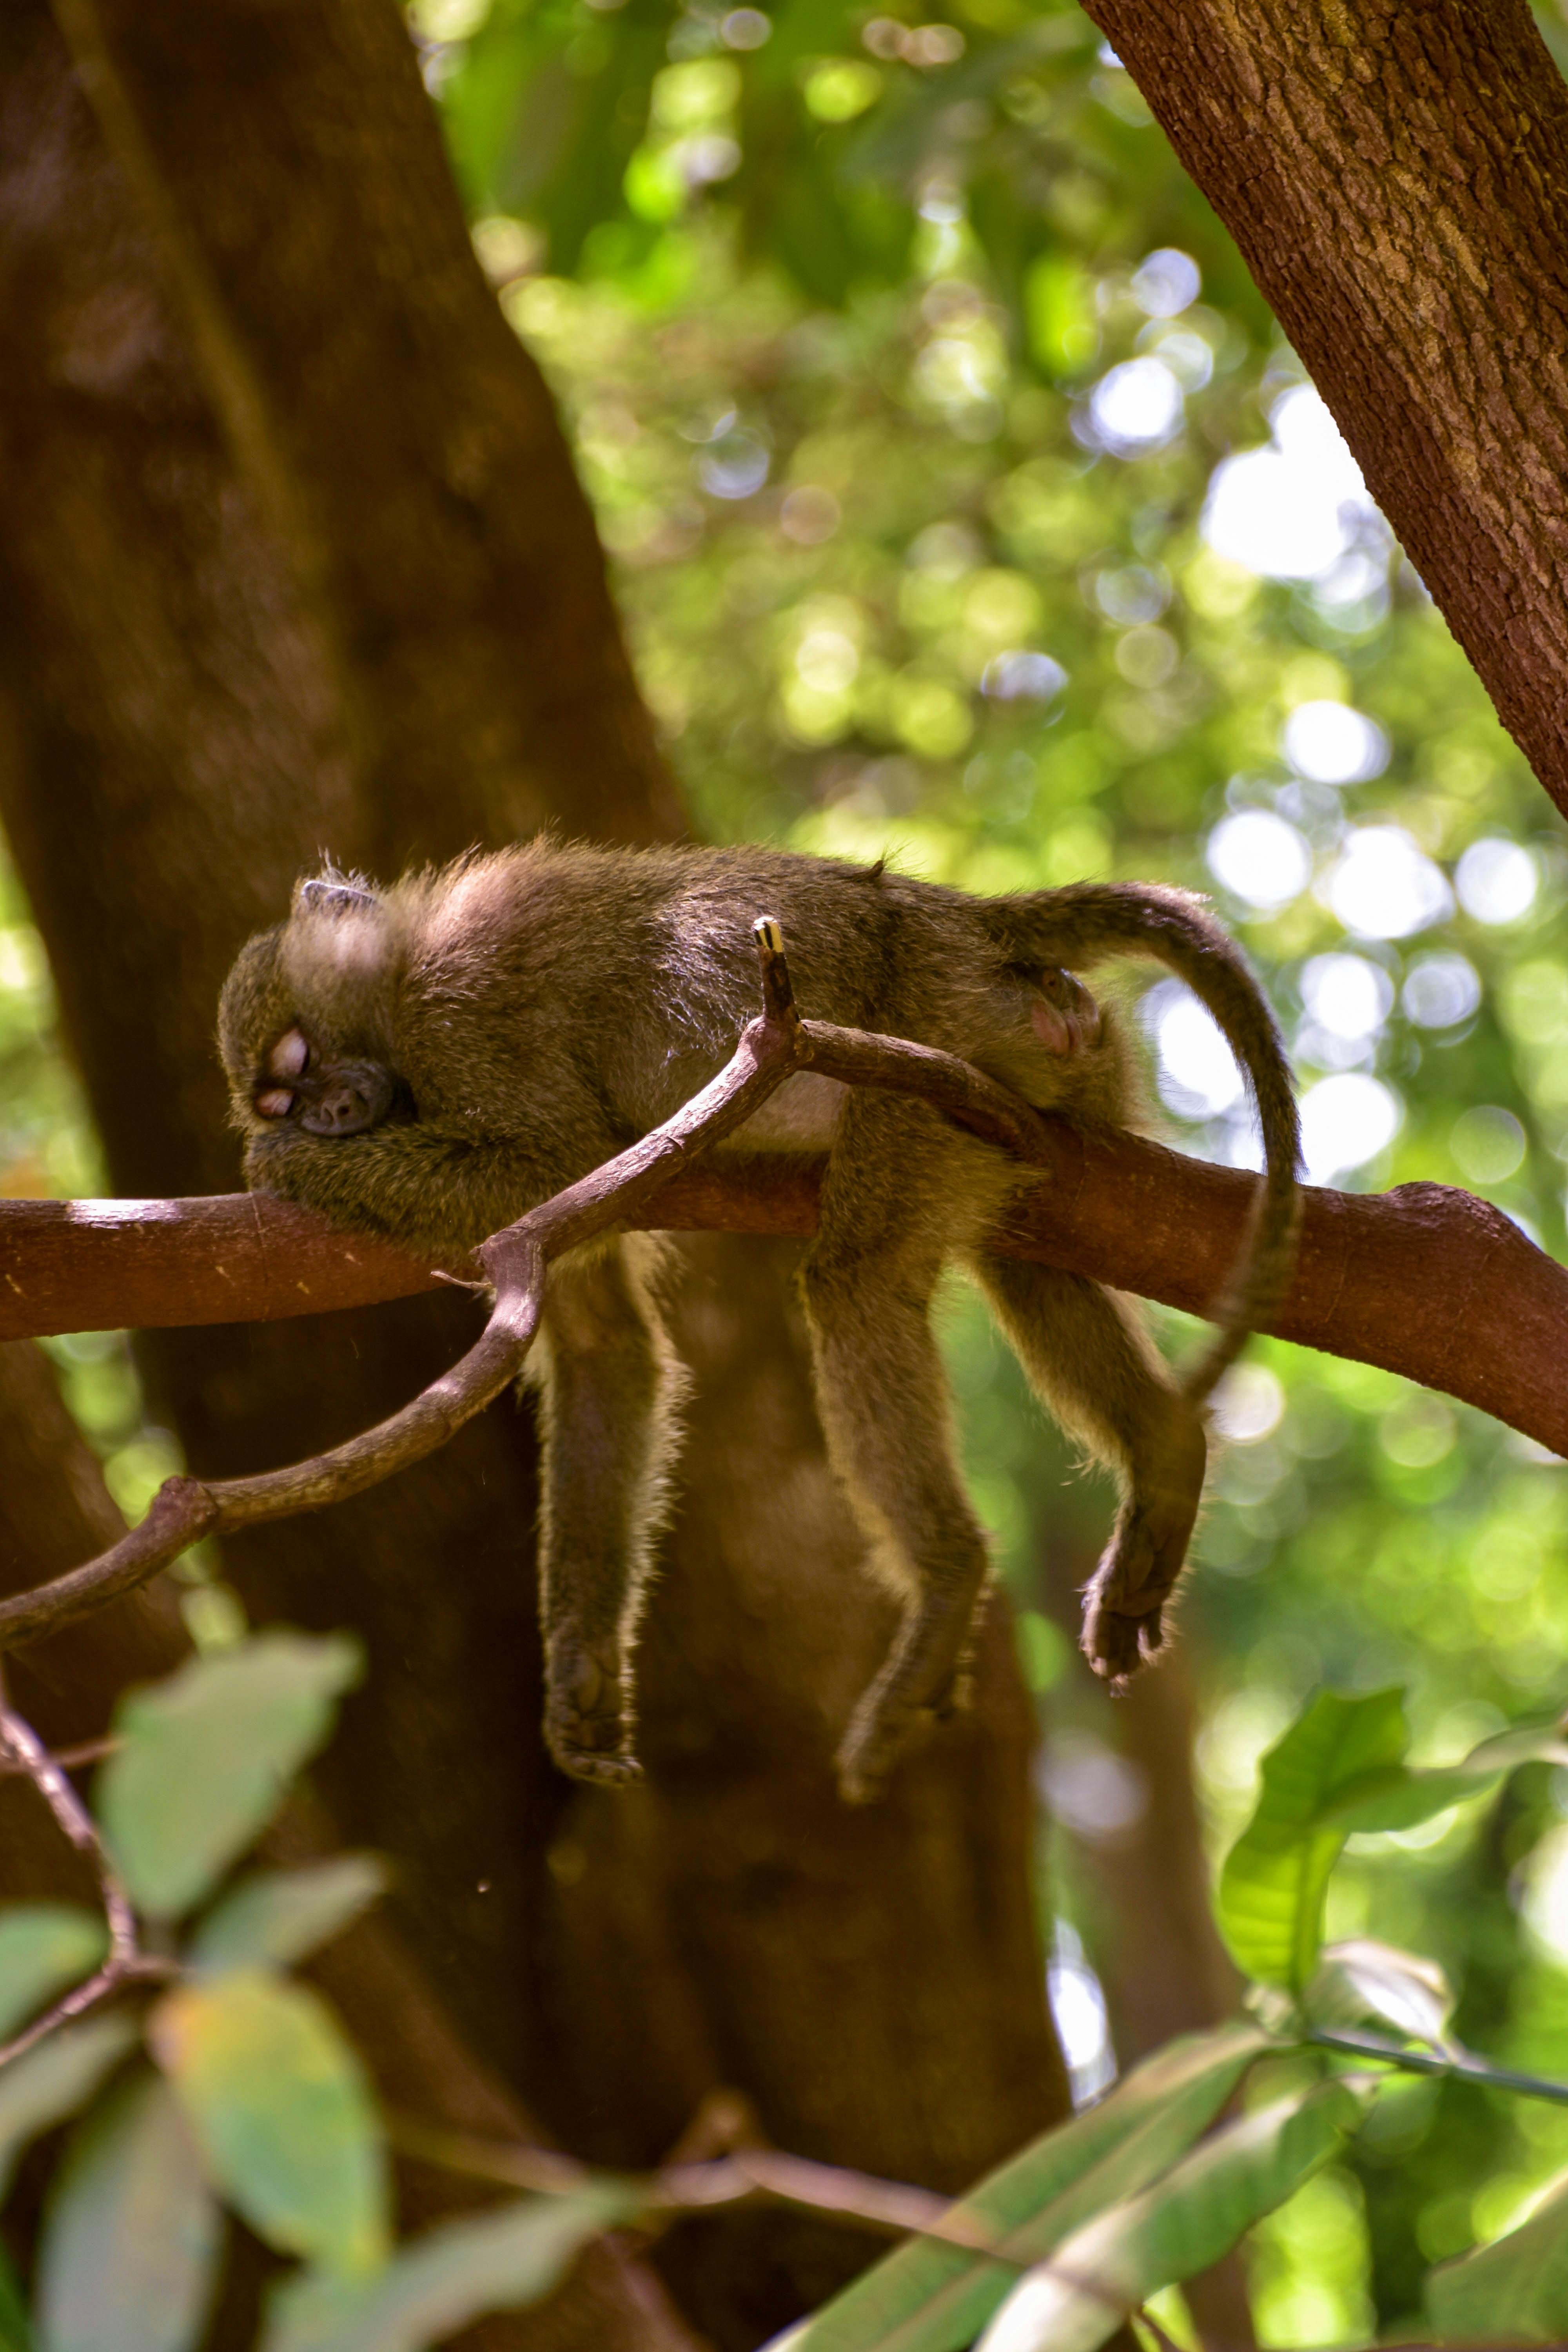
{"left": 218, "top": 841, "right": 1299, "bottom": 1801}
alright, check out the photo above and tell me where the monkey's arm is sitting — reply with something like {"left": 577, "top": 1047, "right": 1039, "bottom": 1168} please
{"left": 243, "top": 1121, "right": 592, "bottom": 1260}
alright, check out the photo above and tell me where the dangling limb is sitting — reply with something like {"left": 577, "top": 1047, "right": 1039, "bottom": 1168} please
{"left": 968, "top": 1250, "right": 1207, "bottom": 1681}
{"left": 801, "top": 1096, "right": 1006, "bottom": 1803}
{"left": 530, "top": 1234, "right": 687, "bottom": 1784}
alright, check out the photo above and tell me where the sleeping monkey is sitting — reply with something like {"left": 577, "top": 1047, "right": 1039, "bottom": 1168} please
{"left": 219, "top": 840, "right": 1298, "bottom": 1802}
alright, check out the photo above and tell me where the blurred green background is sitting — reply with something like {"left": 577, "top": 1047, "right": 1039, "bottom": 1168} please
{"left": 8, "top": 0, "right": 1568, "bottom": 2338}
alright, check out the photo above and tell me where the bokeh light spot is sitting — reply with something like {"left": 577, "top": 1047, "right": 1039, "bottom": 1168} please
{"left": 1207, "top": 809, "right": 1311, "bottom": 910}
{"left": 1327, "top": 828, "right": 1452, "bottom": 939}
{"left": 1455, "top": 838, "right": 1537, "bottom": 925}
{"left": 1299, "top": 1073, "right": 1401, "bottom": 1181}
{"left": 1130, "top": 247, "right": 1201, "bottom": 319}
{"left": 1088, "top": 358, "right": 1183, "bottom": 456}
{"left": 1403, "top": 954, "right": 1480, "bottom": 1029}
{"left": 1450, "top": 1106, "right": 1526, "bottom": 1186}
{"left": 1145, "top": 980, "right": 1245, "bottom": 1117}
{"left": 1282, "top": 700, "right": 1389, "bottom": 785}
{"left": 1212, "top": 1363, "right": 1286, "bottom": 1444}
{"left": 1300, "top": 953, "right": 1393, "bottom": 1041}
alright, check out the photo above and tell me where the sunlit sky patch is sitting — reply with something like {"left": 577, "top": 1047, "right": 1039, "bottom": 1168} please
{"left": 1202, "top": 386, "right": 1381, "bottom": 581}
{"left": 1325, "top": 826, "right": 1452, "bottom": 939}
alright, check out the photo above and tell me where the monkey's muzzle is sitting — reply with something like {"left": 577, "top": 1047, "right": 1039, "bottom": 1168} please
{"left": 296, "top": 1062, "right": 398, "bottom": 1137}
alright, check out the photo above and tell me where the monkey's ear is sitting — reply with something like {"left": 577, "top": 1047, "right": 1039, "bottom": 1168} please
{"left": 296, "top": 875, "right": 378, "bottom": 917}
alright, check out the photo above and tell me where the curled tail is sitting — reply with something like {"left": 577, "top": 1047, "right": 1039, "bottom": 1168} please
{"left": 984, "top": 881, "right": 1301, "bottom": 1403}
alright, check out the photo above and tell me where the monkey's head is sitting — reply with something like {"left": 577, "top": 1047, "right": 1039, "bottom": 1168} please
{"left": 219, "top": 873, "right": 408, "bottom": 1153}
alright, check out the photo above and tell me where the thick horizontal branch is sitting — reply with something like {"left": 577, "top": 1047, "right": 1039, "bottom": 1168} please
{"left": 3, "top": 1130, "right": 1564, "bottom": 1454}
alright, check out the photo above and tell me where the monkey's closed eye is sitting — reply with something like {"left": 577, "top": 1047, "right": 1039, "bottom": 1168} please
{"left": 268, "top": 1027, "right": 310, "bottom": 1080}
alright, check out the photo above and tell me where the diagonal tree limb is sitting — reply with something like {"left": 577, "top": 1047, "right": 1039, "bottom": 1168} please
{"left": 1079, "top": 0, "right": 1568, "bottom": 820}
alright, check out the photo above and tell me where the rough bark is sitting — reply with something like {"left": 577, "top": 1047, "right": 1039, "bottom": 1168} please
{"left": 0, "top": 5, "right": 1070, "bottom": 2342}
{"left": 1083, "top": 0, "right": 1568, "bottom": 818}
{"left": 0, "top": 1340, "right": 701, "bottom": 2352}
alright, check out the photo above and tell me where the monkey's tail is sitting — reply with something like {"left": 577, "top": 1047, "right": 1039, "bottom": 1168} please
{"left": 983, "top": 881, "right": 1301, "bottom": 1405}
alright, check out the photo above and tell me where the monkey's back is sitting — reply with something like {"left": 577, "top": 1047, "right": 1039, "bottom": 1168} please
{"left": 385, "top": 840, "right": 1007, "bottom": 1143}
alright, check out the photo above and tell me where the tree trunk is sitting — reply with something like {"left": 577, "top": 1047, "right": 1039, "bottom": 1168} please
{"left": 0, "top": 4, "right": 1071, "bottom": 2341}
{"left": 1083, "top": 0, "right": 1568, "bottom": 819}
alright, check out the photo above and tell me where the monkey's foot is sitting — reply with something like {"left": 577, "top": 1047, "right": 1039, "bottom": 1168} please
{"left": 1080, "top": 1418, "right": 1206, "bottom": 1686}
{"left": 544, "top": 1641, "right": 642, "bottom": 1789}
{"left": 834, "top": 1661, "right": 971, "bottom": 1806}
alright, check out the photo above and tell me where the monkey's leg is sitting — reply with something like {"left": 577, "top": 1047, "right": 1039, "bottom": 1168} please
{"left": 531, "top": 1236, "right": 686, "bottom": 1786}
{"left": 969, "top": 1254, "right": 1207, "bottom": 1682}
{"left": 801, "top": 1098, "right": 1000, "bottom": 1805}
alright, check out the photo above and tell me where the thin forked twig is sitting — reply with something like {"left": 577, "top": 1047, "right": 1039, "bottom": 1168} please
{"left": 0, "top": 1735, "right": 117, "bottom": 1776}
{"left": 0, "top": 1679, "right": 172, "bottom": 2067}
{"left": 388, "top": 2103, "right": 1139, "bottom": 2316}
{"left": 391, "top": 2109, "right": 1010, "bottom": 2259}
{"left": 0, "top": 920, "right": 1273, "bottom": 1655}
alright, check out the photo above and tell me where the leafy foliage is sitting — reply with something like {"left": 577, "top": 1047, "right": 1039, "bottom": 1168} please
{"left": 3, "top": 1642, "right": 1568, "bottom": 2345}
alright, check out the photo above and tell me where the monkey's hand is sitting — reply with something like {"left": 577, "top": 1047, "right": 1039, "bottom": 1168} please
{"left": 544, "top": 1635, "right": 644, "bottom": 1788}
{"left": 1079, "top": 1403, "right": 1207, "bottom": 1685}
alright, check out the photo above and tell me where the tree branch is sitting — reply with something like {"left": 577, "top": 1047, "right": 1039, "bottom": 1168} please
{"left": 2, "top": 918, "right": 1564, "bottom": 1648}
{"left": 2, "top": 1125, "right": 1562, "bottom": 1449}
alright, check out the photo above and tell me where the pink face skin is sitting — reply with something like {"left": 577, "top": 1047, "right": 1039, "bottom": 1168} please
{"left": 1030, "top": 973, "right": 1103, "bottom": 1056}
{"left": 254, "top": 1025, "right": 309, "bottom": 1120}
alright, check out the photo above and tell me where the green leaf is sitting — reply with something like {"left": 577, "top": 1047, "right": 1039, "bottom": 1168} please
{"left": 0, "top": 1907, "right": 109, "bottom": 2041}
{"left": 97, "top": 1633, "right": 362, "bottom": 1918}
{"left": 1305, "top": 1940, "right": 1454, "bottom": 2047}
{"left": 260, "top": 2185, "right": 640, "bottom": 2352}
{"left": 150, "top": 1970, "right": 388, "bottom": 2277}
{"left": 1426, "top": 2163, "right": 1568, "bottom": 2342}
{"left": 189, "top": 1858, "right": 386, "bottom": 1976}
{"left": 1218, "top": 1688, "right": 1410, "bottom": 1991}
{"left": 0, "top": 2241, "right": 33, "bottom": 2352}
{"left": 973, "top": 2077, "right": 1367, "bottom": 2352}
{"left": 36, "top": 2070, "right": 220, "bottom": 2352}
{"left": 0, "top": 2014, "right": 139, "bottom": 2202}
{"left": 1327, "top": 1717, "right": 1568, "bottom": 1834}
{"left": 786, "top": 2023, "right": 1269, "bottom": 2352}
